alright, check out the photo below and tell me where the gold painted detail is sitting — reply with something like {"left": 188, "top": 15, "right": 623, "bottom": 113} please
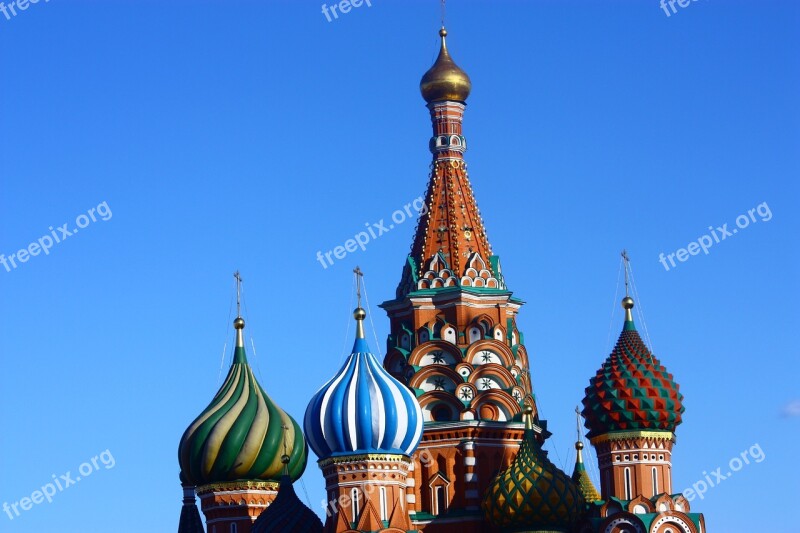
{"left": 590, "top": 430, "right": 675, "bottom": 444}
{"left": 196, "top": 480, "right": 279, "bottom": 494}
{"left": 317, "top": 453, "right": 411, "bottom": 468}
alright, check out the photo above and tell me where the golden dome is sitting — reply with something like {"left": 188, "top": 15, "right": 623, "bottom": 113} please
{"left": 420, "top": 28, "right": 472, "bottom": 103}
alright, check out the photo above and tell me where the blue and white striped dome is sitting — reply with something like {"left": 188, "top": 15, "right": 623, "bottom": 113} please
{"left": 304, "top": 308, "right": 423, "bottom": 460}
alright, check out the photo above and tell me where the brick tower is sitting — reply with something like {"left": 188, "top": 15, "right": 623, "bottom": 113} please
{"left": 579, "top": 259, "right": 706, "bottom": 532}
{"left": 304, "top": 280, "right": 424, "bottom": 533}
{"left": 178, "top": 274, "right": 309, "bottom": 533}
{"left": 379, "top": 28, "right": 548, "bottom": 532}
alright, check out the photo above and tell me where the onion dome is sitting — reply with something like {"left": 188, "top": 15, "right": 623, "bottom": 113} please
{"left": 482, "top": 407, "right": 585, "bottom": 532}
{"left": 420, "top": 28, "right": 472, "bottom": 103}
{"left": 178, "top": 314, "right": 308, "bottom": 485}
{"left": 252, "top": 455, "right": 323, "bottom": 533}
{"left": 582, "top": 296, "right": 685, "bottom": 439}
{"left": 571, "top": 441, "right": 601, "bottom": 504}
{"left": 304, "top": 307, "right": 423, "bottom": 459}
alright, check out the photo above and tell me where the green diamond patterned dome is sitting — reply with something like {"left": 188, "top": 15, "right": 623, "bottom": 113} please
{"left": 482, "top": 410, "right": 584, "bottom": 532}
{"left": 571, "top": 442, "right": 601, "bottom": 504}
{"left": 582, "top": 298, "right": 684, "bottom": 439}
{"left": 178, "top": 317, "right": 307, "bottom": 486}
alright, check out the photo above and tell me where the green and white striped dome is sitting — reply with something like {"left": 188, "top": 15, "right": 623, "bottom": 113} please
{"left": 178, "top": 316, "right": 307, "bottom": 485}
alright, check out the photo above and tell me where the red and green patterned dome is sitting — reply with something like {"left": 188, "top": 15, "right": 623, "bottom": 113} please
{"left": 582, "top": 297, "right": 684, "bottom": 439}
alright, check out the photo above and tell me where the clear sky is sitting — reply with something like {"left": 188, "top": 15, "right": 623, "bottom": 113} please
{"left": 1, "top": 1, "right": 797, "bottom": 531}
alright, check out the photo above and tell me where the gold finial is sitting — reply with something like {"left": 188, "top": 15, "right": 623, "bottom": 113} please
{"left": 523, "top": 405, "right": 534, "bottom": 430}
{"left": 621, "top": 295, "right": 635, "bottom": 323}
{"left": 233, "top": 271, "right": 245, "bottom": 346}
{"left": 353, "top": 307, "right": 367, "bottom": 339}
{"left": 620, "top": 251, "right": 634, "bottom": 322}
{"left": 353, "top": 267, "right": 366, "bottom": 339}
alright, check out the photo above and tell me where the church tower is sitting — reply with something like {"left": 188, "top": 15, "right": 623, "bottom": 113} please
{"left": 582, "top": 295, "right": 684, "bottom": 503}
{"left": 579, "top": 257, "right": 706, "bottom": 532}
{"left": 178, "top": 274, "right": 309, "bottom": 533}
{"left": 305, "top": 273, "right": 424, "bottom": 533}
{"left": 380, "top": 28, "right": 545, "bottom": 530}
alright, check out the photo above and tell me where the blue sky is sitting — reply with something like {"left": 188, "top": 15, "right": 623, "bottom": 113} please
{"left": 1, "top": 1, "right": 797, "bottom": 531}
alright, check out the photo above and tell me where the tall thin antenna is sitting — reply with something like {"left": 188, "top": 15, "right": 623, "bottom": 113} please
{"left": 621, "top": 250, "right": 630, "bottom": 297}
{"left": 353, "top": 266, "right": 364, "bottom": 308}
{"left": 234, "top": 270, "right": 243, "bottom": 317}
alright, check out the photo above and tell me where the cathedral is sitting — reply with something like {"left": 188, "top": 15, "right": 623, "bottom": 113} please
{"left": 177, "top": 26, "right": 707, "bottom": 533}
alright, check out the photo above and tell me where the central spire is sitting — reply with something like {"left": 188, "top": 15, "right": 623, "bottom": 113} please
{"left": 398, "top": 27, "right": 502, "bottom": 297}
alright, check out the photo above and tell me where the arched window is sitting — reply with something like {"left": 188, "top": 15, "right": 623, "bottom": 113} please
{"left": 468, "top": 326, "right": 482, "bottom": 343}
{"left": 624, "top": 467, "right": 632, "bottom": 500}
{"left": 230, "top": 524, "right": 237, "bottom": 533}
{"left": 400, "top": 333, "right": 410, "bottom": 350}
{"left": 652, "top": 467, "right": 659, "bottom": 496}
{"left": 431, "top": 404, "right": 453, "bottom": 422}
{"left": 351, "top": 488, "right": 360, "bottom": 521}
{"left": 379, "top": 487, "right": 388, "bottom": 521}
